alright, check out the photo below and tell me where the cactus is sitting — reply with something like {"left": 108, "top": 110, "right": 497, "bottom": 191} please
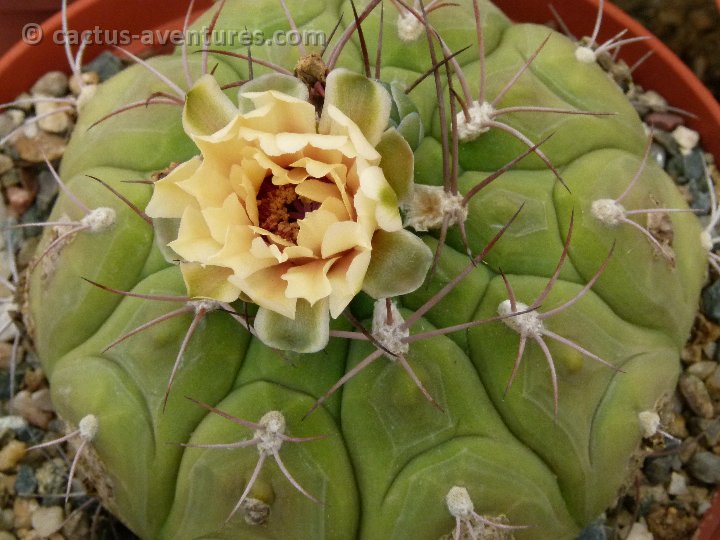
{"left": 23, "top": 0, "right": 707, "bottom": 538}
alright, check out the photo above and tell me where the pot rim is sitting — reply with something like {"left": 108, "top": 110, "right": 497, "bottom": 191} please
{"left": 0, "top": 0, "right": 211, "bottom": 104}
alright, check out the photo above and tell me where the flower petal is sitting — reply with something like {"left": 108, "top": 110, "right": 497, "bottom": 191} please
{"left": 359, "top": 166, "right": 403, "bottom": 231}
{"left": 181, "top": 262, "right": 241, "bottom": 302}
{"left": 239, "top": 90, "right": 316, "bottom": 133}
{"left": 145, "top": 158, "right": 202, "bottom": 219}
{"left": 169, "top": 206, "right": 222, "bottom": 262}
{"left": 320, "top": 68, "right": 392, "bottom": 147}
{"left": 297, "top": 207, "right": 340, "bottom": 256}
{"left": 201, "top": 193, "right": 250, "bottom": 244}
{"left": 362, "top": 229, "right": 432, "bottom": 298}
{"left": 253, "top": 299, "right": 329, "bottom": 353}
{"left": 229, "top": 264, "right": 296, "bottom": 319}
{"left": 327, "top": 250, "right": 372, "bottom": 318}
{"left": 183, "top": 74, "right": 238, "bottom": 137}
{"left": 376, "top": 128, "right": 415, "bottom": 205}
{"left": 282, "top": 257, "right": 339, "bottom": 305}
{"left": 237, "top": 74, "right": 309, "bottom": 112}
{"left": 321, "top": 221, "right": 372, "bottom": 258}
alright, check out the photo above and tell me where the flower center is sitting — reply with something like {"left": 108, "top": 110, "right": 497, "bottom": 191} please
{"left": 256, "top": 182, "right": 319, "bottom": 244}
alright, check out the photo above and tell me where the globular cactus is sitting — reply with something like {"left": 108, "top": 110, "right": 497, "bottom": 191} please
{"left": 24, "top": 0, "right": 707, "bottom": 538}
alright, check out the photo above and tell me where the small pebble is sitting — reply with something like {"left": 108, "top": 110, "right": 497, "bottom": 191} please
{"left": 0, "top": 532, "right": 15, "bottom": 540}
{"left": 688, "top": 451, "right": 720, "bottom": 484}
{"left": 706, "top": 364, "right": 720, "bottom": 399}
{"left": 0, "top": 508, "right": 13, "bottom": 532}
{"left": 0, "top": 116, "right": 17, "bottom": 142}
{"left": 685, "top": 149, "right": 709, "bottom": 184}
{"left": 0, "top": 418, "right": 27, "bottom": 433}
{"left": 84, "top": 52, "right": 123, "bottom": 81}
{"left": 0, "top": 441, "right": 25, "bottom": 473}
{"left": 30, "top": 506, "right": 64, "bottom": 538}
{"left": 577, "top": 518, "right": 609, "bottom": 539}
{"left": 646, "top": 111, "right": 685, "bottom": 132}
{"left": 13, "top": 498, "right": 37, "bottom": 530}
{"left": 644, "top": 453, "right": 681, "bottom": 484}
{"left": 0, "top": 155, "right": 12, "bottom": 177}
{"left": 701, "top": 282, "right": 720, "bottom": 322}
{"left": 5, "top": 186, "right": 34, "bottom": 220}
{"left": 34, "top": 171, "right": 59, "bottom": 213}
{"left": 672, "top": 125, "right": 700, "bottom": 154}
{"left": 12, "top": 133, "right": 66, "bottom": 163}
{"left": 646, "top": 504, "right": 698, "bottom": 539}
{"left": 649, "top": 142, "right": 667, "bottom": 168}
{"left": 679, "top": 437, "right": 699, "bottom": 463}
{"left": 688, "top": 360, "right": 717, "bottom": 379}
{"left": 701, "top": 418, "right": 720, "bottom": 446}
{"left": 703, "top": 341, "right": 717, "bottom": 361}
{"left": 667, "top": 155, "right": 687, "bottom": 183}
{"left": 30, "top": 72, "right": 68, "bottom": 98}
{"left": 34, "top": 102, "right": 71, "bottom": 134}
{"left": 668, "top": 471, "right": 689, "bottom": 495}
{"left": 626, "top": 521, "right": 653, "bottom": 540}
{"left": 22, "top": 370, "right": 44, "bottom": 394}
{"left": 35, "top": 458, "right": 66, "bottom": 498}
{"left": 69, "top": 72, "right": 99, "bottom": 95}
{"left": 638, "top": 484, "right": 670, "bottom": 511}
{"left": 679, "top": 374, "right": 715, "bottom": 418}
{"left": 10, "top": 390, "right": 54, "bottom": 430}
{"left": 666, "top": 412, "right": 689, "bottom": 439}
{"left": 13, "top": 466, "right": 35, "bottom": 497}
{"left": 12, "top": 93, "right": 33, "bottom": 113}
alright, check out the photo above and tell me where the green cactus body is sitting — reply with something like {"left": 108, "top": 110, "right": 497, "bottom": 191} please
{"left": 26, "top": 1, "right": 705, "bottom": 539}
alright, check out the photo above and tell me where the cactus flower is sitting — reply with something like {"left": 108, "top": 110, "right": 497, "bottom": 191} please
{"left": 146, "top": 71, "right": 430, "bottom": 352}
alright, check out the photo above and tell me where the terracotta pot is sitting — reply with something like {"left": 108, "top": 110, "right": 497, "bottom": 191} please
{"left": 0, "top": 0, "right": 78, "bottom": 57}
{"left": 0, "top": 0, "right": 211, "bottom": 103}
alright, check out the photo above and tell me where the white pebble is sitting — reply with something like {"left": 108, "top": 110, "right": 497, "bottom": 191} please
{"left": 672, "top": 125, "right": 700, "bottom": 154}
{"left": 31, "top": 505, "right": 64, "bottom": 537}
{"left": 667, "top": 471, "right": 688, "bottom": 496}
{"left": 0, "top": 416, "right": 27, "bottom": 431}
{"left": 35, "top": 101, "right": 72, "bottom": 134}
{"left": 626, "top": 520, "right": 653, "bottom": 540}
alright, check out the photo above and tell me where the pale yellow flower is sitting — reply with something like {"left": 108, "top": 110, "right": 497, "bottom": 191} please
{"left": 146, "top": 87, "right": 403, "bottom": 323}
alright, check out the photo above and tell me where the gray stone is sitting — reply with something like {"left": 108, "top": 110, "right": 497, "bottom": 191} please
{"left": 83, "top": 51, "right": 123, "bottom": 81}
{"left": 687, "top": 361, "right": 717, "bottom": 380}
{"left": 30, "top": 71, "right": 68, "bottom": 98}
{"left": 688, "top": 451, "right": 720, "bottom": 484}
{"left": 679, "top": 374, "right": 715, "bottom": 418}
{"left": 667, "top": 155, "right": 687, "bottom": 183}
{"left": 577, "top": 519, "right": 610, "bottom": 540}
{"left": 35, "top": 458, "right": 66, "bottom": 498}
{"left": 706, "top": 364, "right": 720, "bottom": 399}
{"left": 685, "top": 148, "right": 707, "bottom": 183}
{"left": 650, "top": 142, "right": 667, "bottom": 168}
{"left": 643, "top": 452, "right": 681, "bottom": 484}
{"left": 0, "top": 113, "right": 19, "bottom": 141}
{"left": 702, "top": 281, "right": 720, "bottom": 324}
{"left": 13, "top": 465, "right": 37, "bottom": 496}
